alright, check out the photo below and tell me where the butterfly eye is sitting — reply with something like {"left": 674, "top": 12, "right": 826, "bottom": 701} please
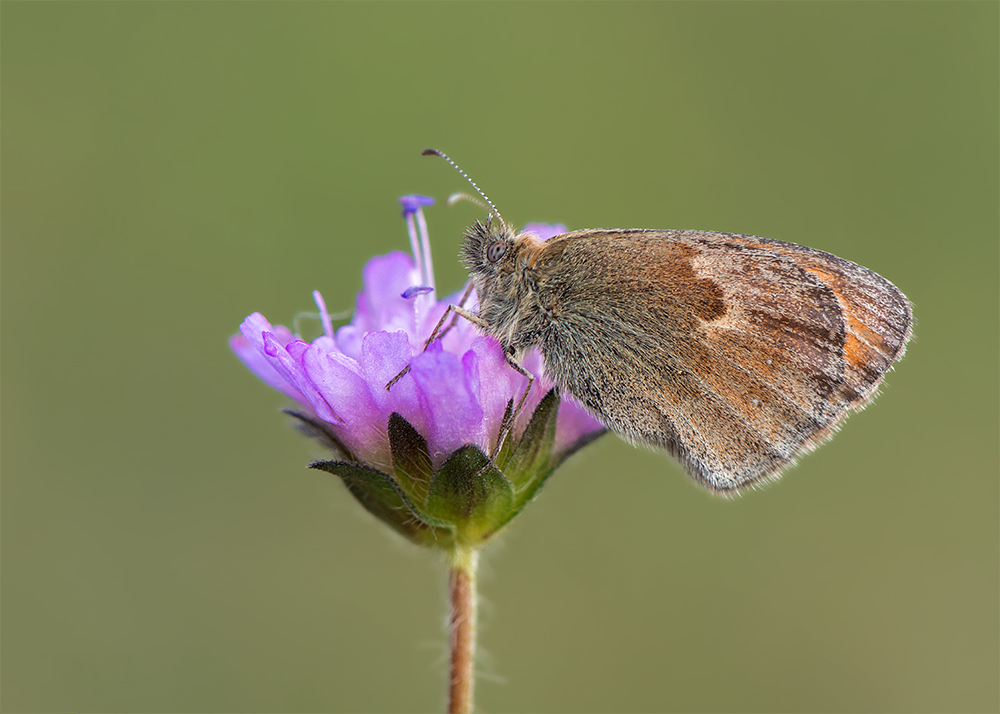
{"left": 486, "top": 241, "right": 507, "bottom": 263}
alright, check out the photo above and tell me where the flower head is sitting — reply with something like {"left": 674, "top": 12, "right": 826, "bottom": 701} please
{"left": 230, "top": 196, "right": 604, "bottom": 548}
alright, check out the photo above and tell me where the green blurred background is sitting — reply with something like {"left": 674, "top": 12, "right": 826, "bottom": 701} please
{"left": 3, "top": 3, "right": 997, "bottom": 712}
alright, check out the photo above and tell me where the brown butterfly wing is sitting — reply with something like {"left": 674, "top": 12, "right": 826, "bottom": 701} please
{"left": 531, "top": 229, "right": 912, "bottom": 492}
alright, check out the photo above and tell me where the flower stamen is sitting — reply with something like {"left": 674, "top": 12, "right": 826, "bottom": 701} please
{"left": 402, "top": 286, "right": 435, "bottom": 299}
{"left": 414, "top": 204, "right": 435, "bottom": 295}
{"left": 313, "top": 290, "right": 335, "bottom": 338}
{"left": 399, "top": 194, "right": 437, "bottom": 329}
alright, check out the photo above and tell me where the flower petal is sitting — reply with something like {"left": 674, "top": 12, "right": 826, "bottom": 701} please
{"left": 353, "top": 251, "right": 420, "bottom": 338}
{"left": 229, "top": 332, "right": 306, "bottom": 403}
{"left": 232, "top": 313, "right": 306, "bottom": 402}
{"left": 522, "top": 223, "right": 568, "bottom": 241}
{"left": 303, "top": 344, "right": 389, "bottom": 469}
{"left": 361, "top": 330, "right": 425, "bottom": 437}
{"left": 410, "top": 341, "right": 485, "bottom": 463}
{"left": 466, "top": 336, "right": 522, "bottom": 441}
{"left": 335, "top": 324, "right": 363, "bottom": 361}
{"left": 262, "top": 332, "right": 341, "bottom": 424}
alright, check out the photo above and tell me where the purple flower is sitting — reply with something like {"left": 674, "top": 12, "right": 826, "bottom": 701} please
{"left": 230, "top": 195, "right": 604, "bottom": 546}
{"left": 521, "top": 222, "right": 568, "bottom": 241}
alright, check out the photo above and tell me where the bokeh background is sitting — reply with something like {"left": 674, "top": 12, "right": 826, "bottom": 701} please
{"left": 3, "top": 3, "right": 997, "bottom": 712}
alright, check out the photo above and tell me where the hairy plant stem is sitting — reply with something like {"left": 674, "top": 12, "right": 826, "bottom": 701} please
{"left": 447, "top": 546, "right": 479, "bottom": 713}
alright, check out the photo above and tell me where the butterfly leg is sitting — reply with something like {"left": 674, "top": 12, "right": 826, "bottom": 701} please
{"left": 490, "top": 348, "right": 535, "bottom": 459}
{"left": 382, "top": 287, "right": 537, "bottom": 460}
{"left": 384, "top": 287, "right": 484, "bottom": 391}
{"left": 432, "top": 281, "right": 475, "bottom": 343}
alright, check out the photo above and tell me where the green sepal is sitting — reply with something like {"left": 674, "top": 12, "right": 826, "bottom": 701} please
{"left": 387, "top": 412, "right": 433, "bottom": 505}
{"left": 309, "top": 460, "right": 454, "bottom": 547}
{"left": 424, "top": 445, "right": 515, "bottom": 545}
{"left": 304, "top": 389, "right": 605, "bottom": 551}
{"left": 284, "top": 409, "right": 355, "bottom": 462}
{"left": 492, "top": 398, "right": 517, "bottom": 470}
{"left": 505, "top": 388, "right": 560, "bottom": 495}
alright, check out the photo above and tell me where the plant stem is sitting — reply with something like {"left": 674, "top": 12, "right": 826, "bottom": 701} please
{"left": 447, "top": 546, "right": 479, "bottom": 714}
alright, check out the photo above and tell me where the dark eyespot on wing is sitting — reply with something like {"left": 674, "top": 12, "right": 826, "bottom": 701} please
{"left": 681, "top": 230, "right": 913, "bottom": 404}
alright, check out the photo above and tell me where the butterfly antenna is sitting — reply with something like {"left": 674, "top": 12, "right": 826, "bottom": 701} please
{"left": 422, "top": 149, "right": 506, "bottom": 230}
{"left": 447, "top": 191, "right": 488, "bottom": 211}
